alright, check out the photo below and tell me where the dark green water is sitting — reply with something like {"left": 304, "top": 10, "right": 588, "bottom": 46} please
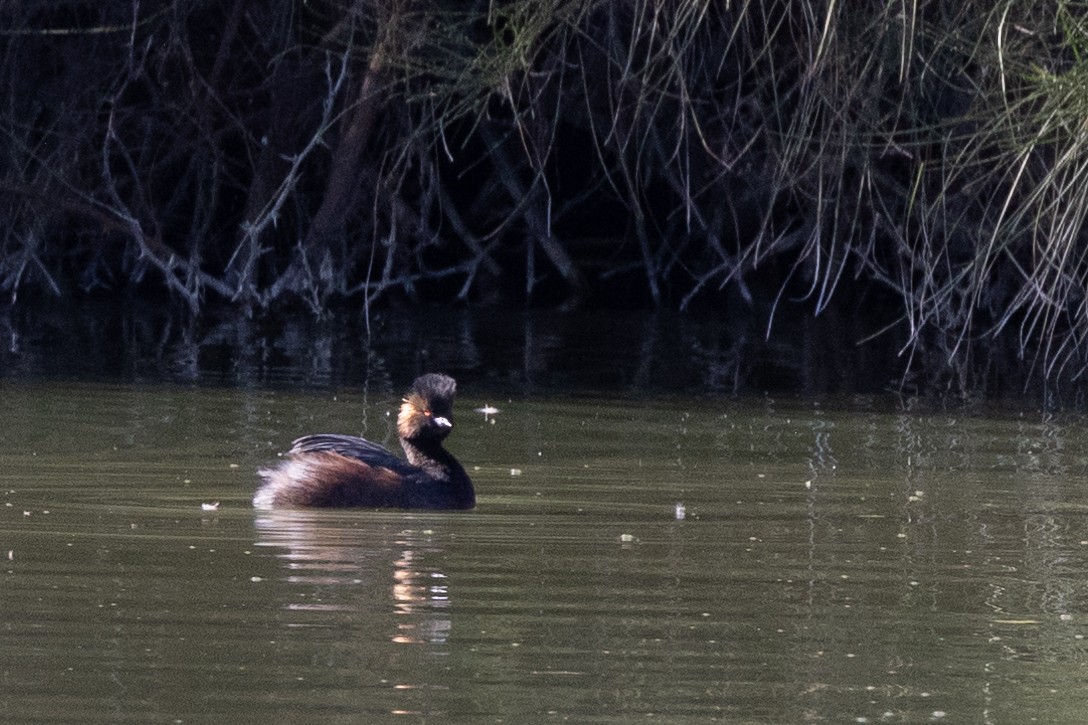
{"left": 4, "top": 380, "right": 1088, "bottom": 722}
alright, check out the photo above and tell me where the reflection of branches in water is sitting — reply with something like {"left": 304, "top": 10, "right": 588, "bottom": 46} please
{"left": 1, "top": 299, "right": 1071, "bottom": 399}
{"left": 253, "top": 512, "right": 453, "bottom": 646}
{"left": 804, "top": 416, "right": 837, "bottom": 483}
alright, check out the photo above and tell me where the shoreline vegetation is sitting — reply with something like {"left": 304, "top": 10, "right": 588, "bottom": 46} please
{"left": 3, "top": 2, "right": 1088, "bottom": 389}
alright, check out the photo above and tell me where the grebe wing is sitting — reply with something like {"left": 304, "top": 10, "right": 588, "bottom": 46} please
{"left": 288, "top": 434, "right": 404, "bottom": 468}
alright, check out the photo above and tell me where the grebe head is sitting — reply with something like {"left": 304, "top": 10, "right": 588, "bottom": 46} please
{"left": 397, "top": 373, "right": 457, "bottom": 443}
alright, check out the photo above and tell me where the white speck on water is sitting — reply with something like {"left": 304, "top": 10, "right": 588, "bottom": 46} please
{"left": 475, "top": 405, "right": 501, "bottom": 422}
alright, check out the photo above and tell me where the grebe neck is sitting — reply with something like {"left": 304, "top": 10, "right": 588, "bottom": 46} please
{"left": 401, "top": 438, "right": 460, "bottom": 480}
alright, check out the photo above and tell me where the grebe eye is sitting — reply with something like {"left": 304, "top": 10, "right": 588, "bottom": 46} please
{"left": 423, "top": 409, "right": 432, "bottom": 416}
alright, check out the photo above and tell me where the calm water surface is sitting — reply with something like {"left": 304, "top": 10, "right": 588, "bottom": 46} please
{"left": 3, "top": 381, "right": 1088, "bottom": 723}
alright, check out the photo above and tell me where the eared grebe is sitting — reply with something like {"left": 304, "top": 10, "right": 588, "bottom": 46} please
{"left": 254, "top": 373, "right": 474, "bottom": 510}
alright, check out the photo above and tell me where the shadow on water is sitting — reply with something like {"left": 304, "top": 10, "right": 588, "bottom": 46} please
{"left": 0, "top": 297, "right": 1011, "bottom": 398}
